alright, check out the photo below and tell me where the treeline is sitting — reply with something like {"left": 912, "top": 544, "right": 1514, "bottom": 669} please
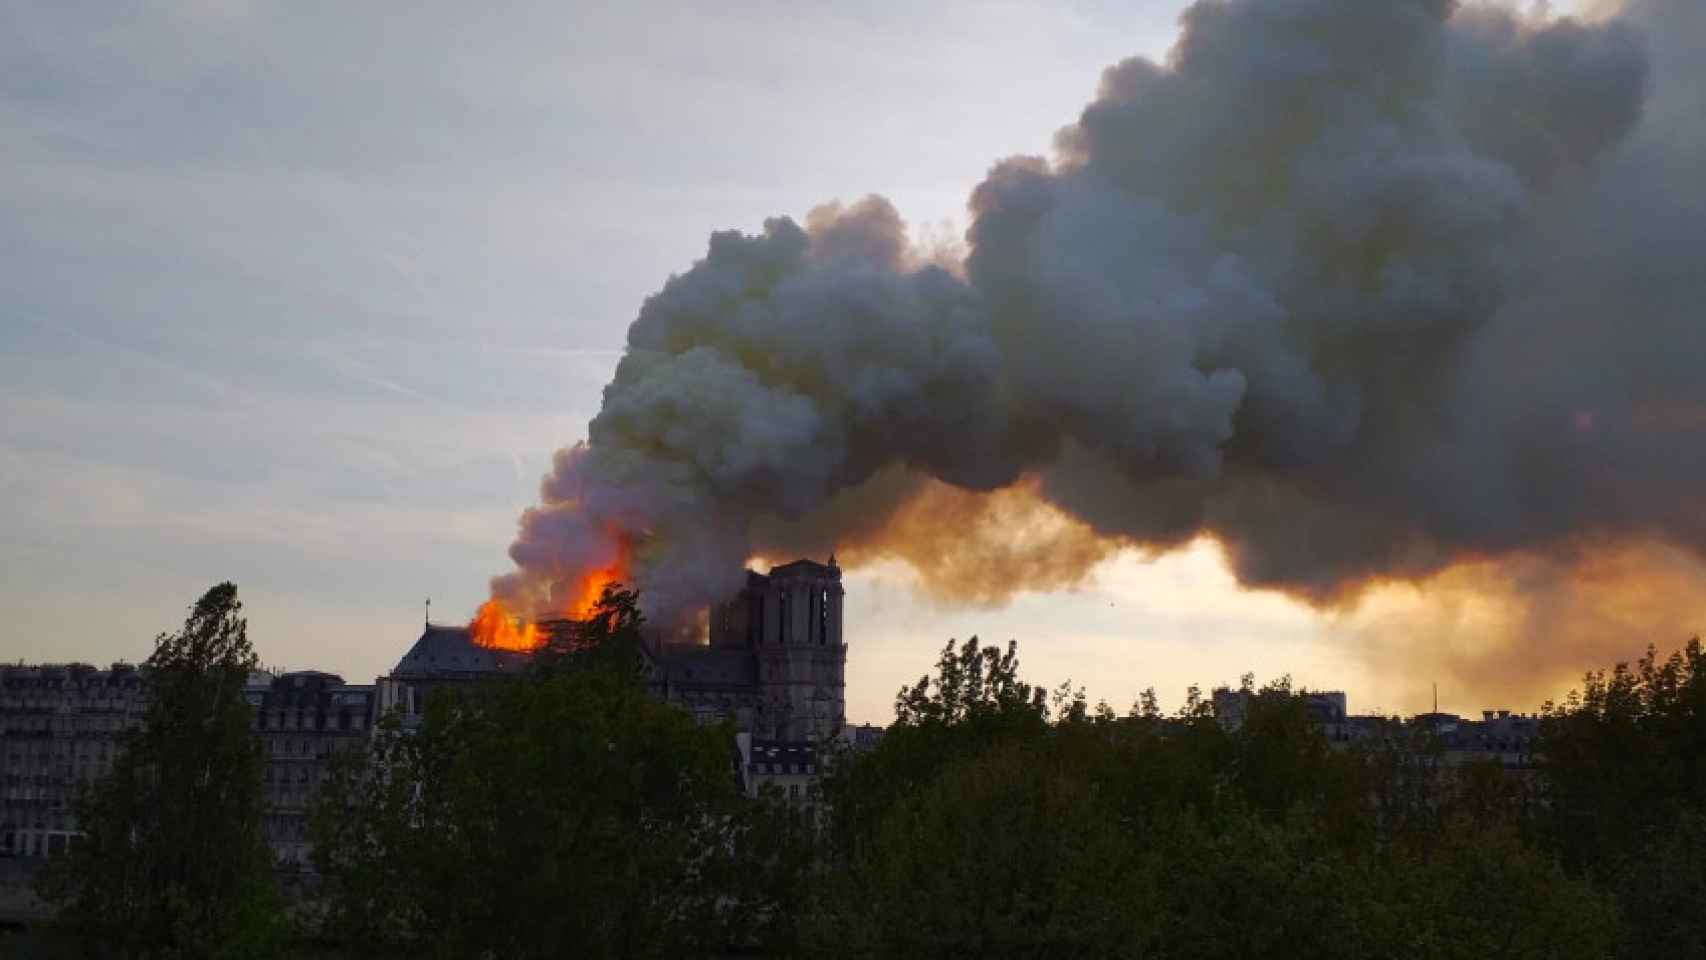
{"left": 27, "top": 583, "right": 1706, "bottom": 958}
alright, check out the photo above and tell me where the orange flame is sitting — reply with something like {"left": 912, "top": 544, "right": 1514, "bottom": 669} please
{"left": 468, "top": 598, "right": 542, "bottom": 652}
{"left": 469, "top": 527, "right": 632, "bottom": 651}
{"left": 563, "top": 563, "right": 621, "bottom": 621}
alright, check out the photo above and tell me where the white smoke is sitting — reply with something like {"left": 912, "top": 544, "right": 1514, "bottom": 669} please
{"left": 496, "top": 0, "right": 1706, "bottom": 637}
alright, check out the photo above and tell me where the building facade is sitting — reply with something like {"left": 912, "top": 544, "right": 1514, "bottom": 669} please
{"left": 737, "top": 734, "right": 821, "bottom": 806}
{"left": 0, "top": 663, "right": 147, "bottom": 860}
{"left": 246, "top": 671, "right": 376, "bottom": 869}
{"left": 0, "top": 663, "right": 375, "bottom": 868}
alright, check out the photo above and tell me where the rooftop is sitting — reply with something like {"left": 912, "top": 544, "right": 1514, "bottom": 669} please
{"left": 767, "top": 557, "right": 841, "bottom": 580}
{"left": 392, "top": 624, "right": 533, "bottom": 679}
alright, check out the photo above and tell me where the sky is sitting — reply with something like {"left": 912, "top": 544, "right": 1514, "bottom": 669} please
{"left": 0, "top": 0, "right": 1612, "bottom": 725}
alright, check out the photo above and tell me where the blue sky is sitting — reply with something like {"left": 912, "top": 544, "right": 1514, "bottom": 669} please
{"left": 1, "top": 0, "right": 1601, "bottom": 723}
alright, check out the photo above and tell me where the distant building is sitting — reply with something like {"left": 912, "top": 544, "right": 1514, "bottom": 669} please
{"left": 1209, "top": 687, "right": 1539, "bottom": 768}
{"left": 1410, "top": 709, "right": 1539, "bottom": 768}
{"left": 840, "top": 722, "right": 885, "bottom": 752}
{"left": 0, "top": 663, "right": 147, "bottom": 860}
{"left": 1212, "top": 687, "right": 1348, "bottom": 732}
{"left": 246, "top": 671, "right": 376, "bottom": 869}
{"left": 0, "top": 663, "right": 376, "bottom": 868}
{"left": 737, "top": 734, "right": 821, "bottom": 809}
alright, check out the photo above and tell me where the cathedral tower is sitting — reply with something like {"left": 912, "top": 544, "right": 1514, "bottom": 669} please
{"left": 710, "top": 556, "right": 846, "bottom": 740}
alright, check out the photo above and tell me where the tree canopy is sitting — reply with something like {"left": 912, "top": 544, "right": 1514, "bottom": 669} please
{"left": 812, "top": 639, "right": 1615, "bottom": 959}
{"left": 1540, "top": 638, "right": 1706, "bottom": 958}
{"left": 38, "top": 582, "right": 278, "bottom": 958}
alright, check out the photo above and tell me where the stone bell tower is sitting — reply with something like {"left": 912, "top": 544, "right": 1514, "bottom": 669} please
{"left": 745, "top": 555, "right": 846, "bottom": 741}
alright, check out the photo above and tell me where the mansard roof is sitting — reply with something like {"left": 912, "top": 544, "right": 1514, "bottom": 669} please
{"left": 392, "top": 624, "right": 532, "bottom": 679}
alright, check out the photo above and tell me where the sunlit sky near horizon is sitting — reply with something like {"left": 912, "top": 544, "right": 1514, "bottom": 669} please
{"left": 2, "top": 0, "right": 1605, "bottom": 724}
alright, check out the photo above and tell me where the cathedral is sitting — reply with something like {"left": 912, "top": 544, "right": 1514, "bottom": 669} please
{"left": 386, "top": 557, "right": 848, "bottom": 742}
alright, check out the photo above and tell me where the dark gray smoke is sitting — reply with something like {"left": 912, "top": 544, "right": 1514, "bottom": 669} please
{"left": 494, "top": 0, "right": 1706, "bottom": 637}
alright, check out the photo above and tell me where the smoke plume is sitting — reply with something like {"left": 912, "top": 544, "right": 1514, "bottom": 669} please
{"left": 495, "top": 0, "right": 1706, "bottom": 665}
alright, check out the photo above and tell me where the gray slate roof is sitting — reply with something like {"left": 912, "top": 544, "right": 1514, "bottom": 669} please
{"left": 392, "top": 624, "right": 533, "bottom": 679}
{"left": 652, "top": 645, "right": 757, "bottom": 688}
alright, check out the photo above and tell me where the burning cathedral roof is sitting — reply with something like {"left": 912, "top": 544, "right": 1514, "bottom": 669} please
{"left": 393, "top": 624, "right": 533, "bottom": 679}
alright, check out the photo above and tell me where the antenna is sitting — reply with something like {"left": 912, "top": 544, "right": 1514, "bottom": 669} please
{"left": 1433, "top": 682, "right": 1438, "bottom": 714}
{"left": 424, "top": 597, "right": 431, "bottom": 628}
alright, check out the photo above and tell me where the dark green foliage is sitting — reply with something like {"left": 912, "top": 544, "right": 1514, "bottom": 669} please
{"left": 1540, "top": 638, "right": 1706, "bottom": 868}
{"left": 1541, "top": 638, "right": 1706, "bottom": 958}
{"left": 1609, "top": 808, "right": 1706, "bottom": 958}
{"left": 810, "top": 642, "right": 1617, "bottom": 959}
{"left": 821, "top": 638, "right": 1051, "bottom": 863}
{"left": 37, "top": 582, "right": 279, "bottom": 958}
{"left": 892, "top": 637, "right": 1049, "bottom": 727}
{"left": 1355, "top": 819, "right": 1616, "bottom": 960}
{"left": 812, "top": 736, "right": 1158, "bottom": 957}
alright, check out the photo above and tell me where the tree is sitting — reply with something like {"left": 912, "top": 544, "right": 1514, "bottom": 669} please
{"left": 892, "top": 637, "right": 1047, "bottom": 727}
{"left": 816, "top": 639, "right": 1617, "bottom": 959}
{"left": 823, "top": 638, "right": 1050, "bottom": 862}
{"left": 1540, "top": 638, "right": 1706, "bottom": 871}
{"left": 1610, "top": 808, "right": 1706, "bottom": 958}
{"left": 1541, "top": 638, "right": 1706, "bottom": 957}
{"left": 38, "top": 582, "right": 279, "bottom": 957}
{"left": 810, "top": 736, "right": 1156, "bottom": 958}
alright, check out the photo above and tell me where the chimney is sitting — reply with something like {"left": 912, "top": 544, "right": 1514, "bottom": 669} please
{"left": 1482, "top": 710, "right": 1495, "bottom": 722}
{"left": 1498, "top": 710, "right": 1511, "bottom": 720}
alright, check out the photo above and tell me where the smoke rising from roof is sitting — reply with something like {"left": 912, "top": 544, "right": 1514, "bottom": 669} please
{"left": 496, "top": 0, "right": 1706, "bottom": 663}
